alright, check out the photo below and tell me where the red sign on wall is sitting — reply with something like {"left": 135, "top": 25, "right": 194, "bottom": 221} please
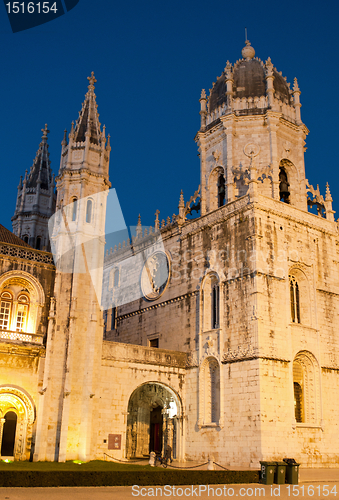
{"left": 108, "top": 434, "right": 121, "bottom": 450}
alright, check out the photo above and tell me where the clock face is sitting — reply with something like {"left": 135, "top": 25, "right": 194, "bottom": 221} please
{"left": 141, "top": 252, "right": 170, "bottom": 300}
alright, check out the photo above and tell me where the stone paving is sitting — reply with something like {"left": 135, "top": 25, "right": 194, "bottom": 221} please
{"left": 0, "top": 467, "right": 338, "bottom": 500}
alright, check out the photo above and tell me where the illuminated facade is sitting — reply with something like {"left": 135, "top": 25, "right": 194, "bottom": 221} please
{"left": 1, "top": 43, "right": 339, "bottom": 467}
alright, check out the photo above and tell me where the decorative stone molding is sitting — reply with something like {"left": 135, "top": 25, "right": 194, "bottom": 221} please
{"left": 0, "top": 243, "right": 54, "bottom": 266}
{"left": 102, "top": 341, "right": 188, "bottom": 369}
{"left": 117, "top": 291, "right": 199, "bottom": 322}
{"left": 222, "top": 343, "right": 256, "bottom": 363}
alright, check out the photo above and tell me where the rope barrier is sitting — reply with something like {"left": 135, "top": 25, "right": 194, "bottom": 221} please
{"left": 165, "top": 461, "right": 209, "bottom": 469}
{"left": 104, "top": 453, "right": 145, "bottom": 464}
{"left": 213, "top": 461, "right": 230, "bottom": 470}
{"left": 104, "top": 453, "right": 229, "bottom": 470}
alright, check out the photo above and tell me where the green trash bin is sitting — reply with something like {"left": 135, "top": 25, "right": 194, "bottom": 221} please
{"left": 260, "top": 461, "right": 276, "bottom": 485}
{"left": 275, "top": 462, "right": 287, "bottom": 484}
{"left": 283, "top": 458, "right": 300, "bottom": 484}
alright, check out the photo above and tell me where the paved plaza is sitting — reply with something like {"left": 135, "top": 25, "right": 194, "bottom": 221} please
{"left": 0, "top": 468, "right": 338, "bottom": 500}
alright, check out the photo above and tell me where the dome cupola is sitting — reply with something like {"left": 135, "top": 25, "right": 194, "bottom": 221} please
{"left": 203, "top": 41, "right": 296, "bottom": 123}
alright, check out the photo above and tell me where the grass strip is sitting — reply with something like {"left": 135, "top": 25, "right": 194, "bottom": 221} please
{"left": 0, "top": 469, "right": 259, "bottom": 487}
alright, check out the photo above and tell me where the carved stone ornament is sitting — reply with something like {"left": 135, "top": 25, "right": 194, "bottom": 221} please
{"left": 243, "top": 142, "right": 260, "bottom": 158}
{"left": 222, "top": 343, "right": 256, "bottom": 363}
{"left": 141, "top": 251, "right": 170, "bottom": 300}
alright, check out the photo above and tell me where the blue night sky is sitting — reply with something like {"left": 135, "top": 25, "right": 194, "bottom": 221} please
{"left": 1, "top": 0, "right": 339, "bottom": 234}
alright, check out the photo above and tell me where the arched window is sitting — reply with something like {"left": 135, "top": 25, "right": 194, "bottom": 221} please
{"left": 1, "top": 411, "right": 17, "bottom": 456}
{"left": 279, "top": 167, "right": 290, "bottom": 203}
{"left": 202, "top": 274, "right": 220, "bottom": 331}
{"left": 71, "top": 198, "right": 78, "bottom": 221}
{"left": 0, "top": 272, "right": 45, "bottom": 341}
{"left": 292, "top": 352, "right": 321, "bottom": 425}
{"left": 108, "top": 268, "right": 120, "bottom": 290}
{"left": 16, "top": 294, "right": 29, "bottom": 332}
{"left": 23, "top": 236, "right": 29, "bottom": 244}
{"left": 208, "top": 167, "right": 225, "bottom": 212}
{"left": 293, "top": 360, "right": 304, "bottom": 422}
{"left": 217, "top": 174, "right": 225, "bottom": 208}
{"left": 36, "top": 237, "right": 41, "bottom": 250}
{"left": 86, "top": 199, "right": 93, "bottom": 223}
{"left": 200, "top": 357, "right": 220, "bottom": 425}
{"left": 290, "top": 276, "right": 300, "bottom": 323}
{"left": 212, "top": 283, "right": 220, "bottom": 329}
{"left": 0, "top": 292, "right": 13, "bottom": 330}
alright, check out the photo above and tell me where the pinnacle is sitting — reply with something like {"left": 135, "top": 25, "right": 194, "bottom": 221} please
{"left": 73, "top": 73, "right": 102, "bottom": 146}
{"left": 26, "top": 126, "right": 53, "bottom": 191}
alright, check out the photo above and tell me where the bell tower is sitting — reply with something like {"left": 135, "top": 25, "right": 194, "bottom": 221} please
{"left": 12, "top": 125, "right": 56, "bottom": 250}
{"left": 33, "top": 73, "right": 111, "bottom": 462}
{"left": 196, "top": 41, "right": 309, "bottom": 215}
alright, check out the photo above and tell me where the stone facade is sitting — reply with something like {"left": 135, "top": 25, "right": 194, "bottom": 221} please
{"left": 0, "top": 42, "right": 338, "bottom": 467}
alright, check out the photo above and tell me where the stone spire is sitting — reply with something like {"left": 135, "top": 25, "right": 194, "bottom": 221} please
{"left": 12, "top": 125, "right": 56, "bottom": 250}
{"left": 27, "top": 124, "right": 53, "bottom": 191}
{"left": 73, "top": 72, "right": 102, "bottom": 145}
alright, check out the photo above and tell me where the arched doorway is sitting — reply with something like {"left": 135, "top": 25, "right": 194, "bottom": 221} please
{"left": 0, "top": 385, "right": 36, "bottom": 460}
{"left": 126, "top": 382, "right": 182, "bottom": 460}
{"left": 1, "top": 411, "right": 17, "bottom": 456}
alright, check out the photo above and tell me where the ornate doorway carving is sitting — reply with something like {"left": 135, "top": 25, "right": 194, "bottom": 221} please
{"left": 126, "top": 382, "right": 182, "bottom": 460}
{"left": 0, "top": 385, "right": 36, "bottom": 460}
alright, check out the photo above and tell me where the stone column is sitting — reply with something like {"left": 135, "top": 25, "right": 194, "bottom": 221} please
{"left": 0, "top": 418, "right": 6, "bottom": 457}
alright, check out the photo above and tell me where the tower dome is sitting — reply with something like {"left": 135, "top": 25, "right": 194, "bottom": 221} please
{"left": 208, "top": 41, "right": 292, "bottom": 114}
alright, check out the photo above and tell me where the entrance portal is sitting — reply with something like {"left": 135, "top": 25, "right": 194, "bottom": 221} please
{"left": 126, "top": 382, "right": 181, "bottom": 460}
{"left": 149, "top": 405, "right": 163, "bottom": 454}
{"left": 1, "top": 411, "right": 17, "bottom": 456}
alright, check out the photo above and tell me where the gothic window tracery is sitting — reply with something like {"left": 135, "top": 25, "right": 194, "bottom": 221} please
{"left": 279, "top": 167, "right": 290, "bottom": 203}
{"left": 0, "top": 272, "right": 45, "bottom": 339}
{"left": 288, "top": 269, "right": 311, "bottom": 326}
{"left": 212, "top": 283, "right": 220, "bottom": 329}
{"left": 292, "top": 352, "right": 321, "bottom": 425}
{"left": 202, "top": 274, "right": 220, "bottom": 331}
{"left": 290, "top": 276, "right": 300, "bottom": 323}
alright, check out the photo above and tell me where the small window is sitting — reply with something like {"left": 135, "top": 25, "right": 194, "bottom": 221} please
{"left": 111, "top": 307, "right": 116, "bottom": 330}
{"left": 279, "top": 167, "right": 290, "bottom": 204}
{"left": 217, "top": 174, "right": 225, "bottom": 208}
{"left": 86, "top": 199, "right": 93, "bottom": 223}
{"left": 290, "top": 276, "right": 300, "bottom": 323}
{"left": 72, "top": 198, "right": 78, "bottom": 221}
{"left": 103, "top": 310, "right": 107, "bottom": 334}
{"left": 149, "top": 338, "right": 159, "bottom": 348}
{"left": 202, "top": 274, "right": 220, "bottom": 332}
{"left": 294, "top": 382, "right": 303, "bottom": 423}
{"left": 0, "top": 292, "right": 12, "bottom": 330}
{"left": 36, "top": 237, "right": 42, "bottom": 250}
{"left": 16, "top": 295, "right": 29, "bottom": 332}
{"left": 23, "top": 236, "right": 29, "bottom": 244}
{"left": 16, "top": 294, "right": 29, "bottom": 332}
{"left": 212, "top": 284, "right": 220, "bottom": 329}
